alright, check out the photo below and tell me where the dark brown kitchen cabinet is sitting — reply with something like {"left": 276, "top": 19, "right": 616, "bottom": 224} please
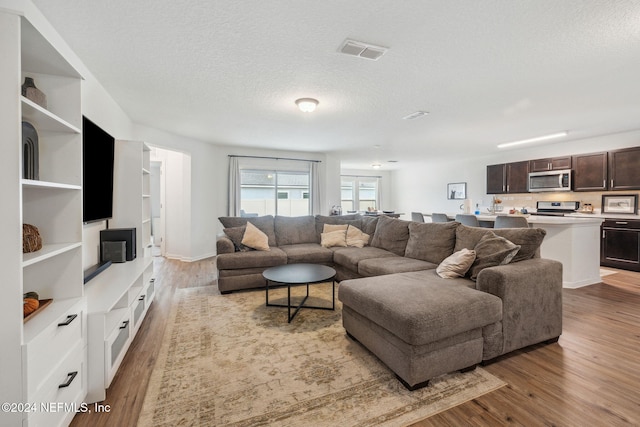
{"left": 573, "top": 152, "right": 608, "bottom": 191}
{"left": 601, "top": 219, "right": 640, "bottom": 272}
{"left": 529, "top": 156, "right": 571, "bottom": 172}
{"left": 609, "top": 146, "right": 640, "bottom": 190}
{"left": 486, "top": 161, "right": 529, "bottom": 194}
{"left": 486, "top": 164, "right": 505, "bottom": 194}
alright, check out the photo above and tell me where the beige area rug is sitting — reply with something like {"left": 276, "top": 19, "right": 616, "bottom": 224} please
{"left": 138, "top": 283, "right": 505, "bottom": 427}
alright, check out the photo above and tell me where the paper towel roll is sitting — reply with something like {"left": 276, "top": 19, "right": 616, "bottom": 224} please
{"left": 463, "top": 199, "right": 473, "bottom": 214}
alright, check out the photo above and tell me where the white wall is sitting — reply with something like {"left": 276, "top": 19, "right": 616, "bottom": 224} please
{"left": 391, "top": 129, "right": 640, "bottom": 216}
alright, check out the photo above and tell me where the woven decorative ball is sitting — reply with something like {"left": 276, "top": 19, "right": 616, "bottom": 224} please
{"left": 22, "top": 224, "right": 42, "bottom": 253}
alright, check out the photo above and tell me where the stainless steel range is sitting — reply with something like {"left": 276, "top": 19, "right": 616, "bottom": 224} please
{"left": 531, "top": 201, "right": 580, "bottom": 216}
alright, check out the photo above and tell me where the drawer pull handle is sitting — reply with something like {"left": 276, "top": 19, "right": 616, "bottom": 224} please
{"left": 120, "top": 320, "right": 130, "bottom": 330}
{"left": 615, "top": 222, "right": 628, "bottom": 225}
{"left": 58, "top": 314, "right": 78, "bottom": 327}
{"left": 58, "top": 371, "right": 78, "bottom": 388}
{"left": 139, "top": 295, "right": 146, "bottom": 301}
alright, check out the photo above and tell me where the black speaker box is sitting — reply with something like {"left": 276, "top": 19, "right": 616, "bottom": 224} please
{"left": 100, "top": 228, "right": 136, "bottom": 261}
{"left": 101, "top": 241, "right": 126, "bottom": 263}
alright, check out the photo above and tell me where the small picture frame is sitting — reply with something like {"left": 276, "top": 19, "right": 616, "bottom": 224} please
{"left": 447, "top": 182, "right": 467, "bottom": 200}
{"left": 601, "top": 194, "right": 638, "bottom": 214}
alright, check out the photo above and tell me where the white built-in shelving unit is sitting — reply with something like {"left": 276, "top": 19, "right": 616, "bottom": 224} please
{"left": 83, "top": 139, "right": 155, "bottom": 403}
{"left": 1, "top": 8, "right": 86, "bottom": 427}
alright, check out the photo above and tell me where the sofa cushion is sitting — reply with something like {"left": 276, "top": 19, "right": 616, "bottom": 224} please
{"left": 358, "top": 257, "right": 436, "bottom": 277}
{"left": 370, "top": 215, "right": 411, "bottom": 256}
{"left": 338, "top": 270, "right": 502, "bottom": 346}
{"left": 274, "top": 215, "right": 318, "bottom": 246}
{"left": 216, "top": 247, "right": 287, "bottom": 270}
{"left": 279, "top": 243, "right": 334, "bottom": 264}
{"left": 219, "top": 215, "right": 277, "bottom": 247}
{"left": 453, "top": 224, "right": 491, "bottom": 253}
{"left": 333, "top": 246, "right": 398, "bottom": 273}
{"left": 469, "top": 233, "right": 520, "bottom": 280}
{"left": 405, "top": 221, "right": 458, "bottom": 264}
{"left": 359, "top": 215, "right": 379, "bottom": 236}
{"left": 436, "top": 248, "right": 477, "bottom": 278}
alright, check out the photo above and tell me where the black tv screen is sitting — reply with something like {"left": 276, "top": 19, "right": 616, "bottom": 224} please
{"left": 82, "top": 116, "right": 115, "bottom": 223}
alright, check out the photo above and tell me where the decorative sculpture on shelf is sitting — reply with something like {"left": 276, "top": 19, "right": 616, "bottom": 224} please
{"left": 22, "top": 223, "right": 43, "bottom": 253}
{"left": 22, "top": 121, "right": 39, "bottom": 180}
{"left": 21, "top": 77, "right": 47, "bottom": 108}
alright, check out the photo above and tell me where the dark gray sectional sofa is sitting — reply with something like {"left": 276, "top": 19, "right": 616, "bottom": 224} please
{"left": 216, "top": 214, "right": 563, "bottom": 389}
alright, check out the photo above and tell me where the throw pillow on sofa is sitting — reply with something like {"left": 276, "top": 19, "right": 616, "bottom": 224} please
{"left": 468, "top": 233, "right": 520, "bottom": 280}
{"left": 323, "top": 223, "right": 348, "bottom": 233}
{"left": 436, "top": 248, "right": 476, "bottom": 278}
{"left": 242, "top": 222, "right": 270, "bottom": 251}
{"left": 223, "top": 226, "right": 252, "bottom": 252}
{"left": 454, "top": 224, "right": 545, "bottom": 263}
{"left": 219, "top": 215, "right": 277, "bottom": 247}
{"left": 321, "top": 229, "right": 348, "bottom": 248}
{"left": 346, "top": 225, "right": 370, "bottom": 248}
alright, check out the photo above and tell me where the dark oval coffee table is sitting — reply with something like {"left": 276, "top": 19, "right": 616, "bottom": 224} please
{"left": 263, "top": 263, "right": 336, "bottom": 323}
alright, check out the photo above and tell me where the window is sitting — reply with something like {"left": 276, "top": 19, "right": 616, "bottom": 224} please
{"left": 341, "top": 176, "right": 380, "bottom": 212}
{"left": 240, "top": 170, "right": 310, "bottom": 216}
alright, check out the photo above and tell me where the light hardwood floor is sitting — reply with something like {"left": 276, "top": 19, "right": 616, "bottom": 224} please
{"left": 71, "top": 259, "right": 640, "bottom": 427}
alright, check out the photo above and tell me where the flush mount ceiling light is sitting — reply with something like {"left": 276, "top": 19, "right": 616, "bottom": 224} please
{"left": 295, "top": 98, "right": 319, "bottom": 113}
{"left": 497, "top": 131, "right": 568, "bottom": 149}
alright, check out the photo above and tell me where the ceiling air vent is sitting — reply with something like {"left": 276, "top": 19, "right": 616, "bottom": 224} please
{"left": 339, "top": 39, "right": 388, "bottom": 61}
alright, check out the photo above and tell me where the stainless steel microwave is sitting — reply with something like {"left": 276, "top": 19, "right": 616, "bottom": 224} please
{"left": 528, "top": 169, "right": 572, "bottom": 192}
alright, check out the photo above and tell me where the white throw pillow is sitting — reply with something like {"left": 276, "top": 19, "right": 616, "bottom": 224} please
{"left": 436, "top": 248, "right": 477, "bottom": 278}
{"left": 323, "top": 223, "right": 348, "bottom": 233}
{"left": 321, "top": 229, "right": 348, "bottom": 248}
{"left": 346, "top": 225, "right": 370, "bottom": 248}
{"left": 241, "top": 222, "right": 270, "bottom": 251}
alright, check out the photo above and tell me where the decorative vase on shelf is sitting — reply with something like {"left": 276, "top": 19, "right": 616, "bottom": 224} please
{"left": 21, "top": 77, "right": 47, "bottom": 108}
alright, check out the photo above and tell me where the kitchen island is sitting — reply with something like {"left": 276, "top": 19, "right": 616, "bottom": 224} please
{"left": 427, "top": 213, "right": 604, "bottom": 288}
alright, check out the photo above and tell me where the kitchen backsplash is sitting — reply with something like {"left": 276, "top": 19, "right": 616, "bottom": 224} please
{"left": 485, "top": 191, "right": 640, "bottom": 215}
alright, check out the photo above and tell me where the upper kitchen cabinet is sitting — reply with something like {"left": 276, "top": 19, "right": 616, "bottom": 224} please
{"left": 486, "top": 164, "right": 506, "bottom": 194}
{"left": 573, "top": 152, "right": 608, "bottom": 191}
{"left": 529, "top": 156, "right": 571, "bottom": 172}
{"left": 608, "top": 146, "right": 640, "bottom": 190}
{"left": 486, "top": 161, "right": 529, "bottom": 194}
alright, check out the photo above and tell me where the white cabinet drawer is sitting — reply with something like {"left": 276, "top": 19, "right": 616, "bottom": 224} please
{"left": 25, "top": 341, "right": 86, "bottom": 427}
{"left": 105, "top": 310, "right": 131, "bottom": 387}
{"left": 23, "top": 299, "right": 85, "bottom": 396}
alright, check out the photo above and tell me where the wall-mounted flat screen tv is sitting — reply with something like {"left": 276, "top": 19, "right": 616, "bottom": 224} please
{"left": 82, "top": 116, "right": 115, "bottom": 223}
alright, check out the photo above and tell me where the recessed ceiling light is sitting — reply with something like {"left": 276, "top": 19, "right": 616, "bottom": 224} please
{"left": 497, "top": 131, "right": 568, "bottom": 148}
{"left": 387, "top": 160, "right": 398, "bottom": 163}
{"left": 371, "top": 163, "right": 382, "bottom": 169}
{"left": 295, "top": 98, "right": 319, "bottom": 113}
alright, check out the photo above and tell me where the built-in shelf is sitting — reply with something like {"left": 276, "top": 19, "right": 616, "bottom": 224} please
{"left": 142, "top": 218, "right": 151, "bottom": 224}
{"left": 22, "top": 242, "right": 82, "bottom": 267}
{"left": 21, "top": 97, "right": 81, "bottom": 133}
{"left": 142, "top": 168, "right": 150, "bottom": 175}
{"left": 22, "top": 179, "right": 82, "bottom": 190}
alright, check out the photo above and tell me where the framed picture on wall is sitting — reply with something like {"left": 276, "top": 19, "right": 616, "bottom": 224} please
{"left": 447, "top": 182, "right": 467, "bottom": 200}
{"left": 601, "top": 194, "right": 638, "bottom": 214}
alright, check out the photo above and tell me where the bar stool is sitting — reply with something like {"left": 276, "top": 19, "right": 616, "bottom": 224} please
{"left": 455, "top": 214, "right": 479, "bottom": 227}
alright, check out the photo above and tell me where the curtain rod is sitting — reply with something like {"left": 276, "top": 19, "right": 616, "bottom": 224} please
{"left": 228, "top": 155, "right": 321, "bottom": 163}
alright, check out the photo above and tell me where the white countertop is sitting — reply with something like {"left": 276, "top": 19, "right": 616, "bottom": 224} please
{"left": 427, "top": 212, "right": 606, "bottom": 225}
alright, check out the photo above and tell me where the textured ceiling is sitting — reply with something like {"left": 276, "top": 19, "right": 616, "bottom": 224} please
{"left": 32, "top": 0, "right": 640, "bottom": 169}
